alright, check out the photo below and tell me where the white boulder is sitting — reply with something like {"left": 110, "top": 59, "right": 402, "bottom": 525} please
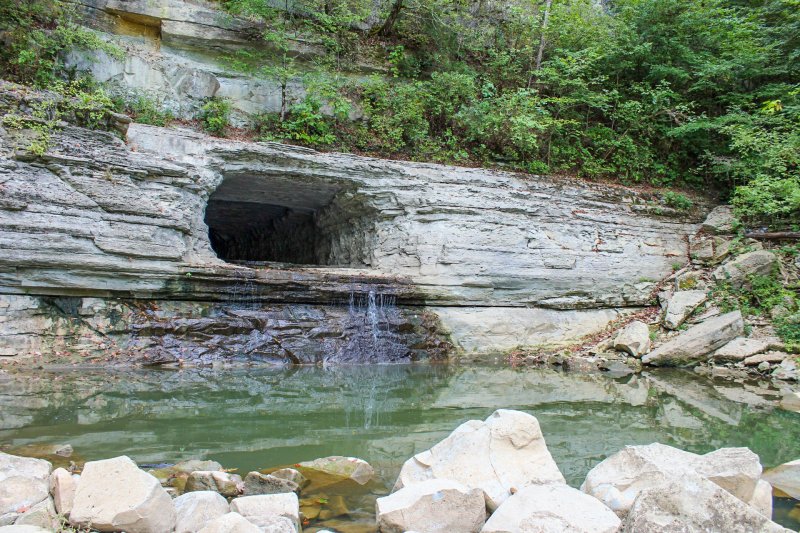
{"left": 174, "top": 491, "right": 230, "bottom": 533}
{"left": 49, "top": 467, "right": 76, "bottom": 516}
{"left": 0, "top": 527, "right": 52, "bottom": 533}
{"left": 749, "top": 479, "right": 773, "bottom": 518}
{"left": 229, "top": 494, "right": 300, "bottom": 532}
{"left": 581, "top": 443, "right": 762, "bottom": 517}
{"left": 0, "top": 453, "right": 51, "bottom": 516}
{"left": 394, "top": 409, "right": 565, "bottom": 511}
{"left": 13, "top": 499, "right": 57, "bottom": 531}
{"left": 376, "top": 479, "right": 485, "bottom": 533}
{"left": 662, "top": 290, "right": 707, "bottom": 329}
{"left": 620, "top": 474, "right": 789, "bottom": 532}
{"left": 482, "top": 484, "right": 620, "bottom": 533}
{"left": 197, "top": 513, "right": 261, "bottom": 533}
{"left": 643, "top": 310, "right": 744, "bottom": 366}
{"left": 69, "top": 455, "right": 176, "bottom": 533}
{"left": 763, "top": 459, "right": 800, "bottom": 500}
{"left": 613, "top": 321, "right": 651, "bottom": 357}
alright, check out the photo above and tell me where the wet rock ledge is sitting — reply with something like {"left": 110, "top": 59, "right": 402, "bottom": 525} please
{"left": 2, "top": 409, "right": 798, "bottom": 532}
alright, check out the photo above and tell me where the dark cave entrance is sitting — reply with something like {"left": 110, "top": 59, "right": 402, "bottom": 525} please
{"left": 204, "top": 173, "right": 373, "bottom": 266}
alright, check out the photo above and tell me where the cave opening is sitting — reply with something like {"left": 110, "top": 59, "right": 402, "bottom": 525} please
{"left": 204, "top": 173, "right": 373, "bottom": 267}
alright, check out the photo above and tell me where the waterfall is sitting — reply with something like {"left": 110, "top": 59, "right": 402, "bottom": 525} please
{"left": 343, "top": 287, "right": 405, "bottom": 363}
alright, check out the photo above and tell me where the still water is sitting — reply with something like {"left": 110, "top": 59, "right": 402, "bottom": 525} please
{"left": 1, "top": 364, "right": 799, "bottom": 531}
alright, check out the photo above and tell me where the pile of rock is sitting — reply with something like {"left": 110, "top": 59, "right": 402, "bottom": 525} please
{"left": 606, "top": 204, "right": 798, "bottom": 383}
{"left": 375, "top": 409, "right": 794, "bottom": 533}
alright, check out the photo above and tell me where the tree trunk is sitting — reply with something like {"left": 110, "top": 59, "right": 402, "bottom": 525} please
{"left": 744, "top": 231, "right": 800, "bottom": 241}
{"left": 378, "top": 0, "right": 404, "bottom": 37}
{"left": 280, "top": 81, "right": 287, "bottom": 122}
{"left": 535, "top": 0, "right": 552, "bottom": 70}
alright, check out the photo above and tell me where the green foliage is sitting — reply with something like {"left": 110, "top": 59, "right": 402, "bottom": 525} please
{"left": 125, "top": 92, "right": 174, "bottom": 127}
{"left": 198, "top": 98, "right": 231, "bottom": 136}
{"left": 662, "top": 191, "right": 694, "bottom": 211}
{"left": 0, "top": 0, "right": 122, "bottom": 86}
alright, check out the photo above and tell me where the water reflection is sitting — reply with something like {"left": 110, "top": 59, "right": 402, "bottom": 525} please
{"left": 0, "top": 364, "right": 798, "bottom": 528}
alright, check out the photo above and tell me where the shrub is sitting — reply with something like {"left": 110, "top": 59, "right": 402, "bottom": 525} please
{"left": 126, "top": 92, "right": 174, "bottom": 126}
{"left": 662, "top": 191, "right": 694, "bottom": 211}
{"left": 198, "top": 98, "right": 231, "bottom": 136}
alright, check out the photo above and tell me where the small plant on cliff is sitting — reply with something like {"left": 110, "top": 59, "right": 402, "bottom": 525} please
{"left": 198, "top": 97, "right": 231, "bottom": 136}
{"left": 662, "top": 191, "right": 694, "bottom": 211}
{"left": 126, "top": 92, "right": 174, "bottom": 127}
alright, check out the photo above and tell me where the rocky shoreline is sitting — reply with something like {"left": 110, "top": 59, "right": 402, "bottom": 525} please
{"left": 1, "top": 409, "right": 799, "bottom": 532}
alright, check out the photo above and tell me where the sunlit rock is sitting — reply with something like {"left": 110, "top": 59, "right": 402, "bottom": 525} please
{"left": 174, "top": 491, "right": 230, "bottom": 533}
{"left": 376, "top": 479, "right": 485, "bottom": 533}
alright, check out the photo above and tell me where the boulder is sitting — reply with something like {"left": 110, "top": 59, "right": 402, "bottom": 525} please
{"left": 744, "top": 351, "right": 788, "bottom": 366}
{"left": 394, "top": 409, "right": 565, "bottom": 511}
{"left": 749, "top": 479, "right": 773, "bottom": 518}
{"left": 197, "top": 513, "right": 261, "bottom": 533}
{"left": 690, "top": 235, "right": 730, "bottom": 265}
{"left": 243, "top": 472, "right": 299, "bottom": 495}
{"left": 642, "top": 311, "right": 743, "bottom": 366}
{"left": 713, "top": 337, "right": 771, "bottom": 362}
{"left": 149, "top": 459, "right": 223, "bottom": 486}
{"left": 13, "top": 499, "right": 57, "bottom": 531}
{"left": 773, "top": 359, "right": 798, "bottom": 381}
{"left": 779, "top": 391, "right": 800, "bottom": 413}
{"left": 269, "top": 468, "right": 308, "bottom": 489}
{"left": 297, "top": 456, "right": 374, "bottom": 485}
{"left": 69, "top": 455, "right": 176, "bottom": 533}
{"left": 482, "top": 484, "right": 620, "bottom": 533}
{"left": 662, "top": 290, "right": 707, "bottom": 330}
{"left": 229, "top": 494, "right": 300, "bottom": 532}
{"left": 620, "top": 474, "right": 789, "bottom": 533}
{"left": 713, "top": 251, "right": 778, "bottom": 288}
{"left": 185, "top": 471, "right": 243, "bottom": 498}
{"left": 0, "top": 527, "right": 52, "bottom": 533}
{"left": 613, "top": 321, "right": 651, "bottom": 357}
{"left": 174, "top": 491, "right": 230, "bottom": 533}
{"left": 581, "top": 443, "right": 761, "bottom": 517}
{"left": 49, "top": 467, "right": 76, "bottom": 516}
{"left": 763, "top": 459, "right": 800, "bottom": 500}
{"left": 0, "top": 453, "right": 51, "bottom": 515}
{"left": 376, "top": 479, "right": 485, "bottom": 533}
{"left": 702, "top": 205, "right": 736, "bottom": 235}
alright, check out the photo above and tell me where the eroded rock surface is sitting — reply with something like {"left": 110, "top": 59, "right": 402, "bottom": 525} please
{"left": 376, "top": 479, "right": 485, "bottom": 533}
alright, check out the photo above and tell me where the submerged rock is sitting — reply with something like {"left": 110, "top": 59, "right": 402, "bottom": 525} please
{"left": 0, "top": 453, "right": 51, "bottom": 516}
{"left": 197, "top": 513, "right": 261, "bottom": 533}
{"left": 581, "top": 443, "right": 762, "bottom": 517}
{"left": 69, "top": 455, "right": 176, "bottom": 533}
{"left": 763, "top": 459, "right": 800, "bottom": 500}
{"left": 482, "top": 484, "right": 620, "bottom": 533}
{"left": 174, "top": 491, "right": 230, "bottom": 533}
{"left": 394, "top": 409, "right": 565, "bottom": 511}
{"left": 298, "top": 456, "right": 374, "bottom": 486}
{"left": 376, "top": 479, "right": 485, "bottom": 533}
{"left": 620, "top": 474, "right": 789, "bottom": 533}
{"left": 613, "top": 321, "right": 651, "bottom": 357}
{"left": 243, "top": 472, "right": 300, "bottom": 496}
{"left": 269, "top": 468, "right": 308, "bottom": 490}
{"left": 643, "top": 311, "right": 743, "bottom": 366}
{"left": 662, "top": 290, "right": 707, "bottom": 330}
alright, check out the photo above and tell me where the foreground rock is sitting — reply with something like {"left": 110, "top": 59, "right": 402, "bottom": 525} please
{"left": 0, "top": 453, "right": 51, "bottom": 516}
{"left": 613, "top": 321, "right": 651, "bottom": 357}
{"left": 297, "top": 456, "right": 374, "bottom": 486}
{"left": 763, "top": 459, "right": 800, "bottom": 500}
{"left": 69, "top": 455, "right": 176, "bottom": 533}
{"left": 174, "top": 491, "right": 230, "bottom": 533}
{"left": 581, "top": 443, "right": 762, "bottom": 517}
{"left": 643, "top": 311, "right": 743, "bottom": 366}
{"left": 482, "top": 484, "right": 620, "bottom": 533}
{"left": 713, "top": 251, "right": 778, "bottom": 288}
{"left": 394, "top": 409, "right": 565, "bottom": 511}
{"left": 197, "top": 513, "right": 261, "bottom": 533}
{"left": 185, "top": 471, "right": 243, "bottom": 498}
{"left": 620, "top": 474, "right": 790, "bottom": 533}
{"left": 662, "top": 290, "right": 707, "bottom": 330}
{"left": 49, "top": 467, "right": 76, "bottom": 516}
{"left": 376, "top": 479, "right": 485, "bottom": 533}
{"left": 0, "top": 527, "right": 52, "bottom": 533}
{"left": 13, "top": 499, "right": 57, "bottom": 530}
{"left": 229, "top": 494, "right": 300, "bottom": 532}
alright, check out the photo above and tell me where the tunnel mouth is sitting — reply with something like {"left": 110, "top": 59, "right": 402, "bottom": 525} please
{"left": 204, "top": 173, "right": 374, "bottom": 267}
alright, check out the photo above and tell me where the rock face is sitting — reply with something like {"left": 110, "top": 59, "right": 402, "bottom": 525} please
{"left": 643, "top": 311, "right": 744, "bottom": 366}
{"left": 662, "top": 290, "right": 707, "bottom": 329}
{"left": 375, "top": 479, "right": 485, "bottom": 533}
{"left": 581, "top": 443, "right": 762, "bottom": 517}
{"left": 713, "top": 251, "right": 779, "bottom": 287}
{"left": 482, "top": 484, "right": 620, "bottom": 533}
{"left": 394, "top": 409, "right": 565, "bottom": 511}
{"left": 173, "top": 491, "right": 230, "bottom": 533}
{"left": 69, "top": 456, "right": 177, "bottom": 533}
{"left": 763, "top": 459, "right": 800, "bottom": 500}
{"left": 0, "top": 82, "right": 707, "bottom": 358}
{"left": 613, "top": 320, "right": 651, "bottom": 357}
{"left": 620, "top": 474, "right": 789, "bottom": 533}
{"left": 0, "top": 453, "right": 51, "bottom": 516}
